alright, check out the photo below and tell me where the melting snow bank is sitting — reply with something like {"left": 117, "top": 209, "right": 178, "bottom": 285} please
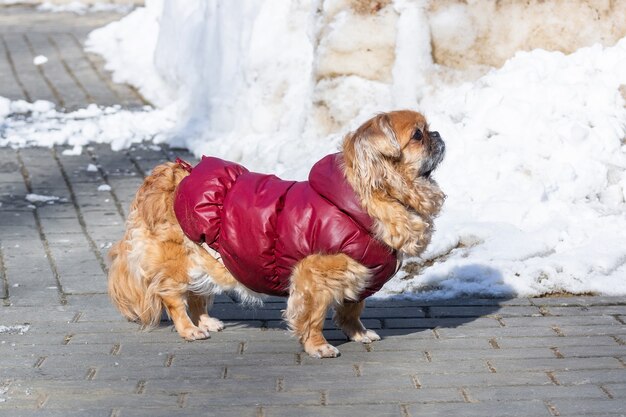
{"left": 380, "top": 40, "right": 626, "bottom": 299}
{"left": 0, "top": 98, "right": 175, "bottom": 151}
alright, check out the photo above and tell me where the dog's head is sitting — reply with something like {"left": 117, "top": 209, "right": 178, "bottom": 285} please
{"left": 343, "top": 110, "right": 445, "bottom": 195}
{"left": 342, "top": 110, "right": 446, "bottom": 254}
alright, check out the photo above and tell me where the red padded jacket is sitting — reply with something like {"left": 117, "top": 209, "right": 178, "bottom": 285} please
{"left": 173, "top": 153, "right": 399, "bottom": 300}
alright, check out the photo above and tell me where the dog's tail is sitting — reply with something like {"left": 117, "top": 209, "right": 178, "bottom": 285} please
{"left": 108, "top": 161, "right": 190, "bottom": 328}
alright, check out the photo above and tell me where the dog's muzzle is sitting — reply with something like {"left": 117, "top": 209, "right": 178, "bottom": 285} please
{"left": 419, "top": 132, "right": 445, "bottom": 178}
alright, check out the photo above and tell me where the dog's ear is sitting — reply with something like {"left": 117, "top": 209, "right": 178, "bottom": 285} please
{"left": 355, "top": 114, "right": 401, "bottom": 159}
{"left": 343, "top": 113, "right": 403, "bottom": 195}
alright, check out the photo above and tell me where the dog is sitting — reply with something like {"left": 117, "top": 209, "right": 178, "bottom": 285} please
{"left": 108, "top": 110, "right": 445, "bottom": 358}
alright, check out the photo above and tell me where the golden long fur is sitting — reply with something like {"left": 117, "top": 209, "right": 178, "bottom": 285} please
{"left": 108, "top": 110, "right": 445, "bottom": 358}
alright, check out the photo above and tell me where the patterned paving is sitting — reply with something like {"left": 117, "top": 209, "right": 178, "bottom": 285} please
{"left": 0, "top": 6, "right": 625, "bottom": 417}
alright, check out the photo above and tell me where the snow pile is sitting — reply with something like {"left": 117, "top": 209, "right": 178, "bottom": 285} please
{"left": 0, "top": 101, "right": 174, "bottom": 151}
{"left": 3, "top": 1, "right": 626, "bottom": 298}
{"left": 387, "top": 42, "right": 626, "bottom": 298}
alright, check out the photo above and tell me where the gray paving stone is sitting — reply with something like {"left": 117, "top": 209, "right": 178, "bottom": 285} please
{"left": 118, "top": 408, "right": 259, "bottom": 417}
{"left": 281, "top": 374, "right": 415, "bottom": 393}
{"left": 428, "top": 347, "right": 557, "bottom": 361}
{"left": 35, "top": 204, "right": 80, "bottom": 219}
{"left": 327, "top": 386, "right": 463, "bottom": 405}
{"left": 257, "top": 405, "right": 397, "bottom": 417}
{"left": 417, "top": 371, "right": 554, "bottom": 388}
{"left": 23, "top": 32, "right": 89, "bottom": 110}
{"left": 361, "top": 306, "right": 426, "bottom": 318}
{"left": 1, "top": 33, "right": 57, "bottom": 104}
{"left": 470, "top": 384, "right": 607, "bottom": 401}
{"left": 553, "top": 369, "right": 626, "bottom": 385}
{"left": 547, "top": 305, "right": 626, "bottom": 316}
{"left": 502, "top": 315, "right": 620, "bottom": 327}
{"left": 81, "top": 210, "right": 125, "bottom": 227}
{"left": 0, "top": 38, "right": 27, "bottom": 101}
{"left": 184, "top": 391, "right": 323, "bottom": 407}
{"left": 428, "top": 305, "right": 542, "bottom": 317}
{"left": 604, "top": 383, "right": 626, "bottom": 399}
{"left": 436, "top": 326, "right": 558, "bottom": 338}
{"left": 489, "top": 357, "right": 622, "bottom": 372}
{"left": 0, "top": 410, "right": 111, "bottom": 417}
{"left": 38, "top": 216, "right": 82, "bottom": 234}
{"left": 385, "top": 317, "right": 501, "bottom": 329}
{"left": 405, "top": 400, "right": 553, "bottom": 417}
{"left": 367, "top": 334, "right": 489, "bottom": 351}
{"left": 549, "top": 398, "right": 626, "bottom": 415}
{"left": 48, "top": 32, "right": 120, "bottom": 107}
{"left": 559, "top": 345, "right": 626, "bottom": 358}
{"left": 354, "top": 361, "right": 493, "bottom": 376}
{"left": 60, "top": 274, "right": 107, "bottom": 294}
{"left": 495, "top": 335, "right": 619, "bottom": 348}
{"left": 43, "top": 392, "right": 179, "bottom": 409}
{"left": 390, "top": 297, "right": 534, "bottom": 306}
{"left": 0, "top": 182, "right": 26, "bottom": 196}
{"left": 556, "top": 325, "right": 626, "bottom": 337}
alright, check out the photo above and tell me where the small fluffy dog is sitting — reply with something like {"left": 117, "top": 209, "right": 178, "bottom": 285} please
{"left": 108, "top": 110, "right": 445, "bottom": 358}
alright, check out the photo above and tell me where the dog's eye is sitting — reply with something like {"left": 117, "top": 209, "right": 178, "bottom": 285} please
{"left": 412, "top": 129, "right": 423, "bottom": 141}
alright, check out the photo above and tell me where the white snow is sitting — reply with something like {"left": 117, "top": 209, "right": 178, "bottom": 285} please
{"left": 25, "top": 194, "right": 59, "bottom": 203}
{"left": 0, "top": 102, "right": 174, "bottom": 150}
{"left": 0, "top": 325, "right": 30, "bottom": 335}
{"left": 32, "top": 55, "right": 48, "bottom": 66}
{"left": 97, "top": 184, "right": 111, "bottom": 191}
{"left": 3, "top": 1, "right": 626, "bottom": 299}
{"left": 87, "top": 163, "right": 98, "bottom": 172}
{"left": 62, "top": 145, "right": 82, "bottom": 156}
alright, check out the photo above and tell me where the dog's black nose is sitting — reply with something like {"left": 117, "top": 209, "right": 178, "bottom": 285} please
{"left": 430, "top": 131, "right": 440, "bottom": 139}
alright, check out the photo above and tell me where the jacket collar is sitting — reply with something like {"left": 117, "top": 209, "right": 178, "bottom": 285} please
{"left": 308, "top": 153, "right": 376, "bottom": 233}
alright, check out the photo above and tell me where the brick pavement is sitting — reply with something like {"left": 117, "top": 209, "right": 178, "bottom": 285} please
{"left": 0, "top": 6, "right": 145, "bottom": 109}
{"left": 1, "top": 6, "right": 626, "bottom": 417}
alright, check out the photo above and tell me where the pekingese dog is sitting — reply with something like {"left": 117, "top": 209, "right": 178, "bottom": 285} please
{"left": 108, "top": 110, "right": 445, "bottom": 358}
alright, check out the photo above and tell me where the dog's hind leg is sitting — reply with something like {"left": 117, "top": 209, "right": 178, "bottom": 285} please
{"left": 334, "top": 300, "right": 381, "bottom": 343}
{"left": 160, "top": 288, "right": 210, "bottom": 341}
{"left": 285, "top": 254, "right": 371, "bottom": 358}
{"left": 188, "top": 293, "right": 224, "bottom": 333}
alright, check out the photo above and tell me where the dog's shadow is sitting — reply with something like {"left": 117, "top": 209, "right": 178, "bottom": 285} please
{"left": 162, "top": 264, "right": 515, "bottom": 344}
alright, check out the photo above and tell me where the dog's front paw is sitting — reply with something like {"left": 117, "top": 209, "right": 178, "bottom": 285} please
{"left": 305, "top": 343, "right": 340, "bottom": 359}
{"left": 351, "top": 329, "right": 381, "bottom": 344}
{"left": 179, "top": 325, "right": 210, "bottom": 341}
{"left": 198, "top": 315, "right": 224, "bottom": 332}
